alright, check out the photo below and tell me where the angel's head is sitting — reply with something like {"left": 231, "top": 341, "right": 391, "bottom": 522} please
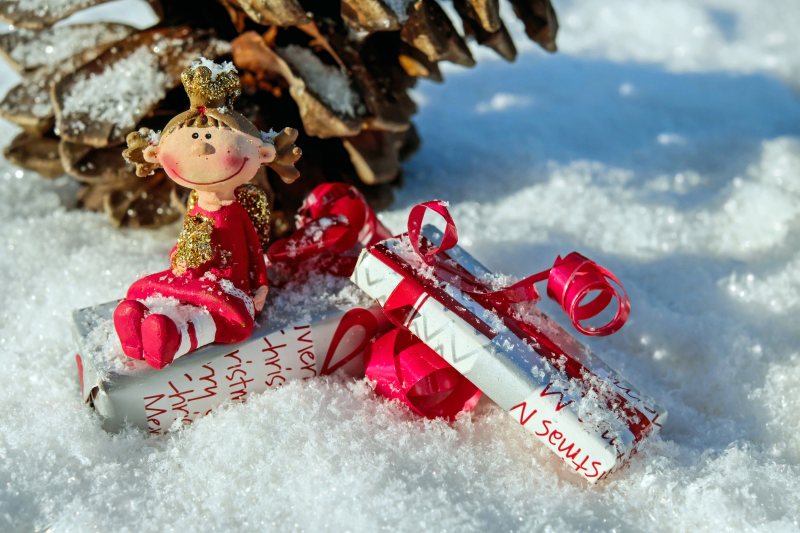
{"left": 124, "top": 58, "right": 300, "bottom": 193}
{"left": 144, "top": 112, "right": 275, "bottom": 194}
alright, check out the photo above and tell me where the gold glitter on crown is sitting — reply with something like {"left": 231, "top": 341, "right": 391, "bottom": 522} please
{"left": 180, "top": 62, "right": 241, "bottom": 109}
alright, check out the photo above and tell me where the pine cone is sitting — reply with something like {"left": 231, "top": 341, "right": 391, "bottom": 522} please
{"left": 0, "top": 0, "right": 558, "bottom": 234}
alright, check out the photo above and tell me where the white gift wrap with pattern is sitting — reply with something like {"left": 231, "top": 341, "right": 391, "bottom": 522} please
{"left": 74, "top": 300, "right": 385, "bottom": 434}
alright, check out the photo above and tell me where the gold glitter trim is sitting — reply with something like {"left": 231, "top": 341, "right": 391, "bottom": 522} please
{"left": 235, "top": 183, "right": 271, "bottom": 250}
{"left": 187, "top": 189, "right": 198, "bottom": 212}
{"left": 181, "top": 65, "right": 241, "bottom": 109}
{"left": 171, "top": 212, "right": 215, "bottom": 275}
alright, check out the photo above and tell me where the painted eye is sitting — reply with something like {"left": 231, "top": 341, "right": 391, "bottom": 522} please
{"left": 192, "top": 132, "right": 199, "bottom": 139}
{"left": 205, "top": 133, "right": 212, "bottom": 140}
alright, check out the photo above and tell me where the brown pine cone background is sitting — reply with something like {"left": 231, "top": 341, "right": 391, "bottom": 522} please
{"left": 0, "top": 0, "right": 557, "bottom": 236}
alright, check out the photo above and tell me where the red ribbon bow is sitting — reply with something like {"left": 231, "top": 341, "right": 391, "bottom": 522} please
{"left": 365, "top": 200, "right": 632, "bottom": 421}
{"left": 268, "top": 183, "right": 392, "bottom": 279}
{"left": 407, "top": 200, "right": 631, "bottom": 337}
{"left": 366, "top": 328, "right": 481, "bottom": 420}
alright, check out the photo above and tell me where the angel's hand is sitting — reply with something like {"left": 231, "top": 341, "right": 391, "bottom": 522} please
{"left": 123, "top": 128, "right": 162, "bottom": 177}
{"left": 267, "top": 127, "right": 302, "bottom": 184}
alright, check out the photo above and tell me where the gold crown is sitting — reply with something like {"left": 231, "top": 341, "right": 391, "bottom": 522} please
{"left": 180, "top": 61, "right": 241, "bottom": 109}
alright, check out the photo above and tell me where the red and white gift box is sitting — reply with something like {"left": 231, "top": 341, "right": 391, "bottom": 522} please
{"left": 74, "top": 290, "right": 386, "bottom": 434}
{"left": 352, "top": 215, "right": 666, "bottom": 483}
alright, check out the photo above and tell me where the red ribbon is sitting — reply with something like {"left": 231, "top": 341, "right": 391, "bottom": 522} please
{"left": 319, "top": 307, "right": 380, "bottom": 375}
{"left": 365, "top": 328, "right": 481, "bottom": 420}
{"left": 268, "top": 183, "right": 392, "bottom": 276}
{"left": 406, "top": 200, "right": 630, "bottom": 337}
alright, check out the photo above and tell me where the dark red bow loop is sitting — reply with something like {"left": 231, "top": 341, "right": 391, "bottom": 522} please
{"left": 268, "top": 183, "right": 392, "bottom": 268}
{"left": 407, "top": 200, "right": 459, "bottom": 264}
{"left": 366, "top": 328, "right": 481, "bottom": 420}
{"left": 404, "top": 201, "right": 631, "bottom": 338}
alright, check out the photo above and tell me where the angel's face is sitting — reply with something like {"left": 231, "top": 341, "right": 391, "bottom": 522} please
{"left": 152, "top": 125, "right": 275, "bottom": 193}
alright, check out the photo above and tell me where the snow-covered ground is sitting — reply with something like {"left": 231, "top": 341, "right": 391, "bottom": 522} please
{"left": 1, "top": 0, "right": 799, "bottom": 530}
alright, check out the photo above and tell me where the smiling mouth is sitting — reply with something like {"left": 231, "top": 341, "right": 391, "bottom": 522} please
{"left": 170, "top": 158, "right": 249, "bottom": 185}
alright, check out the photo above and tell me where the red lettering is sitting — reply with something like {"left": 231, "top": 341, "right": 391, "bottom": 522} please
{"left": 510, "top": 401, "right": 538, "bottom": 426}
{"left": 229, "top": 375, "right": 254, "bottom": 402}
{"left": 611, "top": 378, "right": 642, "bottom": 402}
{"left": 144, "top": 393, "right": 167, "bottom": 434}
{"left": 299, "top": 349, "right": 317, "bottom": 378}
{"left": 601, "top": 429, "right": 618, "bottom": 447}
{"left": 264, "top": 353, "right": 282, "bottom": 374}
{"left": 540, "top": 382, "right": 574, "bottom": 412}
{"left": 226, "top": 367, "right": 247, "bottom": 381}
{"left": 189, "top": 364, "right": 217, "bottom": 402}
{"left": 299, "top": 349, "right": 315, "bottom": 366}
{"left": 586, "top": 461, "right": 603, "bottom": 479}
{"left": 265, "top": 374, "right": 286, "bottom": 387}
{"left": 224, "top": 350, "right": 241, "bottom": 365}
{"left": 262, "top": 336, "right": 287, "bottom": 358}
{"left": 294, "top": 326, "right": 313, "bottom": 344}
{"left": 571, "top": 454, "right": 591, "bottom": 473}
{"left": 548, "top": 430, "right": 563, "bottom": 446}
{"left": 168, "top": 381, "right": 193, "bottom": 422}
{"left": 648, "top": 410, "right": 663, "bottom": 428}
{"left": 557, "top": 440, "right": 582, "bottom": 461}
{"left": 535, "top": 419, "right": 552, "bottom": 437}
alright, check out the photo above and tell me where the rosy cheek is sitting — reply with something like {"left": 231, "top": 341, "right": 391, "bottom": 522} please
{"left": 160, "top": 154, "right": 181, "bottom": 178}
{"left": 223, "top": 153, "right": 243, "bottom": 168}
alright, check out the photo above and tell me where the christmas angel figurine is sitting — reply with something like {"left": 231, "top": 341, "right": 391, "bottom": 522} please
{"left": 114, "top": 58, "right": 301, "bottom": 369}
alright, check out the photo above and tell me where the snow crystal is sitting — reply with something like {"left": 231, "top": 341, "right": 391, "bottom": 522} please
{"left": 189, "top": 56, "right": 237, "bottom": 80}
{"left": 280, "top": 45, "right": 360, "bottom": 117}
{"left": 264, "top": 272, "right": 374, "bottom": 329}
{"left": 3, "top": 78, "right": 52, "bottom": 118}
{"left": 8, "top": 24, "right": 132, "bottom": 70}
{"left": 384, "top": 0, "right": 413, "bottom": 23}
{"left": 259, "top": 128, "right": 278, "bottom": 143}
{"left": 58, "top": 45, "right": 168, "bottom": 134}
{"left": 144, "top": 128, "right": 160, "bottom": 144}
{"left": 12, "top": 0, "right": 96, "bottom": 17}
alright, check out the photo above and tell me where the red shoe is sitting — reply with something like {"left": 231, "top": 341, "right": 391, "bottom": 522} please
{"left": 113, "top": 299, "right": 148, "bottom": 360}
{"left": 141, "top": 314, "right": 180, "bottom": 370}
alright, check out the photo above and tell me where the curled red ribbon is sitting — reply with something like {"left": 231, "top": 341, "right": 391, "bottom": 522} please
{"left": 406, "top": 200, "right": 630, "bottom": 337}
{"left": 366, "top": 328, "right": 481, "bottom": 420}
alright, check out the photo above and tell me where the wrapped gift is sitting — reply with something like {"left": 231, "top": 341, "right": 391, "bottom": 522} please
{"left": 74, "top": 278, "right": 387, "bottom": 434}
{"left": 351, "top": 202, "right": 666, "bottom": 483}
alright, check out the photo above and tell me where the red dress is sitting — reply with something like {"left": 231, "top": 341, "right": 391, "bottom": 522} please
{"left": 126, "top": 201, "right": 268, "bottom": 343}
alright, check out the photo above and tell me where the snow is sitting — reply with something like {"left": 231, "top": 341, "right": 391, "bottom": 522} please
{"left": 1, "top": 0, "right": 800, "bottom": 530}
{"left": 280, "top": 45, "right": 361, "bottom": 117}
{"left": 385, "top": 0, "right": 413, "bottom": 23}
{"left": 58, "top": 45, "right": 168, "bottom": 134}
{"left": 7, "top": 23, "right": 132, "bottom": 70}
{"left": 189, "top": 56, "right": 237, "bottom": 80}
{"left": 259, "top": 128, "right": 278, "bottom": 143}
